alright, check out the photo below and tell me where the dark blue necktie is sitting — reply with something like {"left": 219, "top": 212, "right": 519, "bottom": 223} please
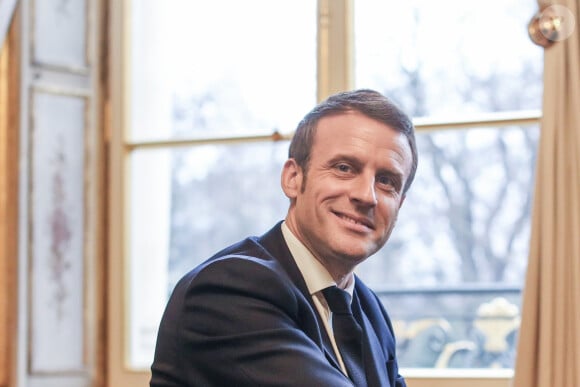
{"left": 323, "top": 286, "right": 367, "bottom": 387}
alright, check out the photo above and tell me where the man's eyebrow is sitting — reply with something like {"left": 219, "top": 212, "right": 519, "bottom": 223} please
{"left": 325, "top": 154, "right": 363, "bottom": 167}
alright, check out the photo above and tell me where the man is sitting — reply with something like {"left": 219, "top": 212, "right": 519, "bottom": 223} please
{"left": 150, "top": 89, "right": 417, "bottom": 387}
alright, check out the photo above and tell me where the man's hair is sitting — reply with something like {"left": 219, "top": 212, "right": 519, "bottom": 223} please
{"left": 288, "top": 89, "right": 418, "bottom": 193}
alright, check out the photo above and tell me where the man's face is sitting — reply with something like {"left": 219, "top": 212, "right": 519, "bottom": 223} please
{"left": 283, "top": 111, "right": 413, "bottom": 277}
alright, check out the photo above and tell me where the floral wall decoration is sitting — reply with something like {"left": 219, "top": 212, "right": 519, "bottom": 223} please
{"left": 30, "top": 92, "right": 86, "bottom": 373}
{"left": 48, "top": 135, "right": 72, "bottom": 321}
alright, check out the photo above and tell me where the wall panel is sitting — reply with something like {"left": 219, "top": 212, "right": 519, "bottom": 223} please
{"left": 16, "top": 0, "right": 104, "bottom": 386}
{"left": 28, "top": 91, "right": 88, "bottom": 375}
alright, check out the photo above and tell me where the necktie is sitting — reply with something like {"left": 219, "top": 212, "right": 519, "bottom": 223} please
{"left": 323, "top": 286, "right": 367, "bottom": 387}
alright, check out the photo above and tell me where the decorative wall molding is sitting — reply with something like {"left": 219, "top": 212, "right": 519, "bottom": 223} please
{"left": 16, "top": 0, "right": 104, "bottom": 385}
{"left": 28, "top": 90, "right": 88, "bottom": 375}
{"left": 30, "top": 0, "right": 89, "bottom": 73}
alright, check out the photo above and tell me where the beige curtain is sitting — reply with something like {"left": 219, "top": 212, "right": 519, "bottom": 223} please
{"left": 513, "top": 1, "right": 580, "bottom": 386}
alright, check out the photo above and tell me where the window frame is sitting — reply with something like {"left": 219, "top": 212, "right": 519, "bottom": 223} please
{"left": 106, "top": 1, "right": 540, "bottom": 386}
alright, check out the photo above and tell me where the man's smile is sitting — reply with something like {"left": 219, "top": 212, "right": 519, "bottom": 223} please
{"left": 333, "top": 211, "right": 375, "bottom": 231}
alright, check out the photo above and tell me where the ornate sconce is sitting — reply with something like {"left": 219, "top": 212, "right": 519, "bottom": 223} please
{"left": 528, "top": 4, "right": 576, "bottom": 48}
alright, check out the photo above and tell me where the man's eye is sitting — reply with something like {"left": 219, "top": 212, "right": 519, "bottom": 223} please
{"left": 337, "top": 164, "right": 351, "bottom": 172}
{"left": 377, "top": 175, "right": 393, "bottom": 186}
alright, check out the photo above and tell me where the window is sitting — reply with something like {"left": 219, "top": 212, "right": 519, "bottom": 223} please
{"left": 108, "top": 1, "right": 542, "bottom": 386}
{"left": 110, "top": 0, "right": 317, "bottom": 378}
{"left": 354, "top": 0, "right": 541, "bottom": 376}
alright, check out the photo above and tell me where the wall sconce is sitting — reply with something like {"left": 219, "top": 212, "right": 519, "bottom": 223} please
{"left": 528, "top": 4, "right": 576, "bottom": 48}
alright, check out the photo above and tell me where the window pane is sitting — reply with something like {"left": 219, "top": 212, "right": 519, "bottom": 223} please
{"left": 128, "top": 142, "right": 289, "bottom": 368}
{"left": 360, "top": 126, "right": 539, "bottom": 287}
{"left": 354, "top": 0, "right": 542, "bottom": 118}
{"left": 166, "top": 142, "right": 290, "bottom": 289}
{"left": 357, "top": 125, "right": 540, "bottom": 368}
{"left": 354, "top": 0, "right": 542, "bottom": 370}
{"left": 129, "top": 0, "right": 316, "bottom": 142}
{"left": 127, "top": 149, "right": 172, "bottom": 368}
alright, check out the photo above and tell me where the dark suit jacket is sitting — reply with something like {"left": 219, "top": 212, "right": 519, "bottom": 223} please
{"left": 150, "top": 222, "right": 406, "bottom": 387}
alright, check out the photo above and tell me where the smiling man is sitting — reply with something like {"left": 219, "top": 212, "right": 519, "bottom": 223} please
{"left": 151, "top": 89, "right": 417, "bottom": 387}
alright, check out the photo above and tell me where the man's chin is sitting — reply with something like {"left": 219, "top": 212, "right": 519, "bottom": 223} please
{"left": 337, "top": 248, "right": 374, "bottom": 265}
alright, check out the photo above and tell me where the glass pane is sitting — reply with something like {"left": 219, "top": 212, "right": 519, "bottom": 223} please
{"left": 166, "top": 142, "right": 290, "bottom": 289}
{"left": 354, "top": 0, "right": 543, "bottom": 118}
{"left": 357, "top": 125, "right": 540, "bottom": 368}
{"left": 354, "top": 0, "right": 542, "bottom": 370}
{"left": 129, "top": 0, "right": 316, "bottom": 142}
{"left": 128, "top": 141, "right": 289, "bottom": 368}
{"left": 127, "top": 148, "right": 172, "bottom": 368}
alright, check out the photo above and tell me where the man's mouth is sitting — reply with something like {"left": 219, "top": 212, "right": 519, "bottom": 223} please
{"left": 334, "top": 212, "right": 374, "bottom": 230}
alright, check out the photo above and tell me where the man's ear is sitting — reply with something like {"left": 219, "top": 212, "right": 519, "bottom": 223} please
{"left": 281, "top": 159, "right": 302, "bottom": 199}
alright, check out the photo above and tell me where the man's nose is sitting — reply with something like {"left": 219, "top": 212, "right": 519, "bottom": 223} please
{"left": 350, "top": 174, "right": 378, "bottom": 206}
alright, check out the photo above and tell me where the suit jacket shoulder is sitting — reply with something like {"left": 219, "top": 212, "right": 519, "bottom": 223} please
{"left": 150, "top": 222, "right": 352, "bottom": 387}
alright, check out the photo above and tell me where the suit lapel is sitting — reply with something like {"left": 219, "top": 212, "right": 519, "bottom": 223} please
{"left": 352, "top": 290, "right": 391, "bottom": 387}
{"left": 258, "top": 222, "right": 343, "bottom": 372}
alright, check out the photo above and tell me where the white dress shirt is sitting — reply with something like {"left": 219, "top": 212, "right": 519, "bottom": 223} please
{"left": 281, "top": 221, "right": 355, "bottom": 375}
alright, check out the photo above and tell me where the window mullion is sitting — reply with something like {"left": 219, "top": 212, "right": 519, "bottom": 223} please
{"left": 317, "top": 0, "right": 354, "bottom": 101}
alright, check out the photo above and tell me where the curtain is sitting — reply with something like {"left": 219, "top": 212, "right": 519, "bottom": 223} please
{"left": 0, "top": 0, "right": 18, "bottom": 48}
{"left": 513, "top": 1, "right": 580, "bottom": 386}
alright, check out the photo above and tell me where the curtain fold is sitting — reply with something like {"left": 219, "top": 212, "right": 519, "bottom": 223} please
{"left": 0, "top": 0, "right": 18, "bottom": 49}
{"left": 513, "top": 1, "right": 580, "bottom": 386}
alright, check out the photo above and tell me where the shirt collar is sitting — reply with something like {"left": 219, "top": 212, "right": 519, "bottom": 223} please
{"left": 281, "top": 221, "right": 355, "bottom": 298}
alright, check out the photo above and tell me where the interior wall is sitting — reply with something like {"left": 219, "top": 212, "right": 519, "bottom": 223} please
{"left": 11, "top": 0, "right": 105, "bottom": 385}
